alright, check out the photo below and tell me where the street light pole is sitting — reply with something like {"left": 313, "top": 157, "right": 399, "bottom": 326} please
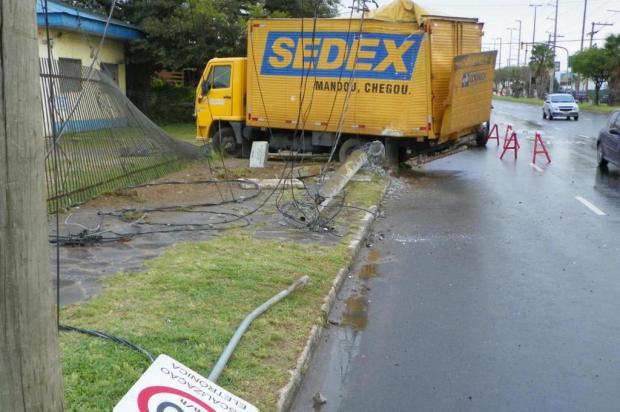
{"left": 530, "top": 3, "right": 542, "bottom": 45}
{"left": 507, "top": 27, "right": 516, "bottom": 67}
{"left": 496, "top": 37, "right": 503, "bottom": 68}
{"left": 516, "top": 19, "right": 522, "bottom": 66}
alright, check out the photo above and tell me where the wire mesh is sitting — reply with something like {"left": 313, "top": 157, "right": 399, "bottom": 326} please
{"left": 39, "top": 58, "right": 201, "bottom": 211}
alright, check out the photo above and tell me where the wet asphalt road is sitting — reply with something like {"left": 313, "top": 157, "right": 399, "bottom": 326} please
{"left": 292, "top": 101, "right": 620, "bottom": 411}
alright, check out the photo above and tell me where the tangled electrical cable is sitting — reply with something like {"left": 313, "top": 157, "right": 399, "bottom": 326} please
{"left": 50, "top": 179, "right": 262, "bottom": 246}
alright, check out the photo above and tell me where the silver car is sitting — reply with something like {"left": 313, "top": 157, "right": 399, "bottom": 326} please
{"left": 543, "top": 93, "right": 580, "bottom": 121}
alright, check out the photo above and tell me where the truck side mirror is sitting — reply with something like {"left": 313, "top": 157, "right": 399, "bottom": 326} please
{"left": 202, "top": 79, "right": 211, "bottom": 95}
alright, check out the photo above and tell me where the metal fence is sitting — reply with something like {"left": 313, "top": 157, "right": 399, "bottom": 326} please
{"left": 39, "top": 58, "right": 200, "bottom": 211}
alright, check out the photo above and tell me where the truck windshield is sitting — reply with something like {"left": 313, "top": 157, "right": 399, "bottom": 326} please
{"left": 551, "top": 95, "right": 575, "bottom": 103}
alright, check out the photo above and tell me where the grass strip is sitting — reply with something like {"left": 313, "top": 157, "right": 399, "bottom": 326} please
{"left": 60, "top": 177, "right": 387, "bottom": 411}
{"left": 161, "top": 123, "right": 198, "bottom": 144}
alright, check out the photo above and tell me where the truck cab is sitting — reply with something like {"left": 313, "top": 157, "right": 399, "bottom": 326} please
{"left": 195, "top": 57, "right": 247, "bottom": 156}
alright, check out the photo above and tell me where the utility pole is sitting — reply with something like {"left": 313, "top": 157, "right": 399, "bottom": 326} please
{"left": 495, "top": 37, "right": 503, "bottom": 68}
{"left": 550, "top": 0, "right": 559, "bottom": 94}
{"left": 515, "top": 19, "right": 523, "bottom": 66}
{"left": 0, "top": 1, "right": 64, "bottom": 410}
{"left": 590, "top": 22, "right": 614, "bottom": 48}
{"left": 507, "top": 27, "right": 517, "bottom": 67}
{"left": 576, "top": 0, "right": 588, "bottom": 94}
{"left": 530, "top": 4, "right": 543, "bottom": 45}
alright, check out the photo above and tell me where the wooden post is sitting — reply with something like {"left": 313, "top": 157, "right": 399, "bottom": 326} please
{"left": 0, "top": 1, "right": 64, "bottom": 410}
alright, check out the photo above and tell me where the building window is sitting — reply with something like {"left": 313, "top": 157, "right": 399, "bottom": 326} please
{"left": 101, "top": 63, "right": 119, "bottom": 85}
{"left": 58, "top": 58, "right": 82, "bottom": 93}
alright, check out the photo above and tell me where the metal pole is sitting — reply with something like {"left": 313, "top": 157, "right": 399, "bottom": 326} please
{"left": 550, "top": 0, "right": 559, "bottom": 94}
{"left": 499, "top": 37, "right": 503, "bottom": 68}
{"left": 530, "top": 4, "right": 542, "bottom": 44}
{"left": 507, "top": 28, "right": 515, "bottom": 67}
{"left": 208, "top": 276, "right": 310, "bottom": 382}
{"left": 516, "top": 20, "right": 522, "bottom": 66}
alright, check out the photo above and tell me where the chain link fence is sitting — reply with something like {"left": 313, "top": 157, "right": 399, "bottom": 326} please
{"left": 39, "top": 58, "right": 201, "bottom": 211}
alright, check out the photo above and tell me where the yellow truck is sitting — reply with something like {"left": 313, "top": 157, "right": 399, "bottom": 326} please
{"left": 195, "top": 0, "right": 496, "bottom": 163}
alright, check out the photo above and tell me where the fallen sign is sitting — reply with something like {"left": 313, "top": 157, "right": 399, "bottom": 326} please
{"left": 114, "top": 354, "right": 259, "bottom": 412}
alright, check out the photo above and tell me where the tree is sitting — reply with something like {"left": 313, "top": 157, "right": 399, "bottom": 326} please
{"left": 494, "top": 66, "right": 530, "bottom": 97}
{"left": 1, "top": 1, "right": 64, "bottom": 409}
{"left": 604, "top": 34, "right": 620, "bottom": 105}
{"left": 572, "top": 47, "right": 615, "bottom": 105}
{"left": 529, "top": 44, "right": 554, "bottom": 98}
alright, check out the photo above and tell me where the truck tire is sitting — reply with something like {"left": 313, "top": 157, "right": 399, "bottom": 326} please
{"left": 212, "top": 127, "right": 241, "bottom": 158}
{"left": 384, "top": 138, "right": 401, "bottom": 167}
{"left": 475, "top": 123, "right": 489, "bottom": 147}
{"left": 241, "top": 137, "right": 252, "bottom": 159}
{"left": 338, "top": 138, "right": 364, "bottom": 162}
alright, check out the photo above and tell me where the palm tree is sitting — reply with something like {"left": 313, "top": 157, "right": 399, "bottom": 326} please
{"left": 529, "top": 44, "right": 554, "bottom": 98}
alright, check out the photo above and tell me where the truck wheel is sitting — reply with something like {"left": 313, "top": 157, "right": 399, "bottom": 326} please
{"left": 338, "top": 138, "right": 364, "bottom": 162}
{"left": 475, "top": 123, "right": 489, "bottom": 147}
{"left": 212, "top": 127, "right": 241, "bottom": 158}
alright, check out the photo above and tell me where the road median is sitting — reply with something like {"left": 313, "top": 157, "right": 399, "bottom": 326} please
{"left": 59, "top": 172, "right": 389, "bottom": 411}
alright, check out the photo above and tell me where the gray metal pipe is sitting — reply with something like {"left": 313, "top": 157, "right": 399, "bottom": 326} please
{"left": 208, "top": 275, "right": 310, "bottom": 382}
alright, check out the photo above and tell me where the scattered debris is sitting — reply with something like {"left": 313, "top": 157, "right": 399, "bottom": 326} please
{"left": 313, "top": 392, "right": 327, "bottom": 406}
{"left": 238, "top": 178, "right": 304, "bottom": 189}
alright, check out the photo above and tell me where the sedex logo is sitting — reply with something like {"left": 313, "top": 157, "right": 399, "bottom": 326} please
{"left": 260, "top": 31, "right": 423, "bottom": 80}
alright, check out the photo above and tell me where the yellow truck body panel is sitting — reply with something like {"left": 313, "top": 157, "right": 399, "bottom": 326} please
{"left": 440, "top": 51, "right": 497, "bottom": 138}
{"left": 246, "top": 18, "right": 433, "bottom": 138}
{"left": 427, "top": 18, "right": 484, "bottom": 133}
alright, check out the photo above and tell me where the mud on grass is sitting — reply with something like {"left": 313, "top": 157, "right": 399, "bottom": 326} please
{"left": 60, "top": 231, "right": 350, "bottom": 411}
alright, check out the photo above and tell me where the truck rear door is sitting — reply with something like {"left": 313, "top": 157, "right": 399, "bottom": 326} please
{"left": 439, "top": 51, "right": 497, "bottom": 139}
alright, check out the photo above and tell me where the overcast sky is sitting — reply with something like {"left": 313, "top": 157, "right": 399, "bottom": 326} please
{"left": 340, "top": 0, "right": 620, "bottom": 72}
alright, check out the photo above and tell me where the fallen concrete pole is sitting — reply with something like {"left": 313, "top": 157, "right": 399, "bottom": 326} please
{"left": 317, "top": 141, "right": 384, "bottom": 213}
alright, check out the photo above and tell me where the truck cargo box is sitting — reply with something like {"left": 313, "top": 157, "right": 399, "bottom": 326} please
{"left": 246, "top": 18, "right": 432, "bottom": 138}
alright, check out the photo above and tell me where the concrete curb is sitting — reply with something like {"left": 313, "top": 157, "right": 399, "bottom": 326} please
{"left": 275, "top": 180, "right": 390, "bottom": 411}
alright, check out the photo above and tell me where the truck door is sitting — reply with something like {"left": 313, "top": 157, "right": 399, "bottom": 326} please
{"left": 196, "top": 64, "right": 233, "bottom": 137}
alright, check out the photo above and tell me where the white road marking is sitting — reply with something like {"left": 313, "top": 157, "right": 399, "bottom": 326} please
{"left": 575, "top": 196, "right": 607, "bottom": 216}
{"left": 530, "top": 163, "right": 544, "bottom": 172}
{"left": 578, "top": 134, "right": 593, "bottom": 139}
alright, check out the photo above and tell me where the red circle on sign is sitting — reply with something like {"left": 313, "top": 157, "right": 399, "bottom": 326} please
{"left": 137, "top": 386, "right": 217, "bottom": 412}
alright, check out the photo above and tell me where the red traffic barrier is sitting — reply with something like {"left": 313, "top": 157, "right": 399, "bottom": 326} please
{"left": 500, "top": 131, "right": 520, "bottom": 160}
{"left": 488, "top": 124, "right": 500, "bottom": 145}
{"left": 503, "top": 124, "right": 514, "bottom": 148}
{"left": 532, "top": 131, "right": 551, "bottom": 164}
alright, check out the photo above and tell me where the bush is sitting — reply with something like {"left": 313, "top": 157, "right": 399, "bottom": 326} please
{"left": 146, "top": 78, "right": 195, "bottom": 123}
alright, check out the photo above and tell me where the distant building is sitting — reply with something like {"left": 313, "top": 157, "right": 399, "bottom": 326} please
{"left": 35, "top": 0, "right": 142, "bottom": 94}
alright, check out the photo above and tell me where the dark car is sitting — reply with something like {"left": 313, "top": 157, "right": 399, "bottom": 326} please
{"left": 597, "top": 111, "right": 620, "bottom": 169}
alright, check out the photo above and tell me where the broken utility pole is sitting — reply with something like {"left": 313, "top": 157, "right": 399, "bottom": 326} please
{"left": 0, "top": 1, "right": 64, "bottom": 410}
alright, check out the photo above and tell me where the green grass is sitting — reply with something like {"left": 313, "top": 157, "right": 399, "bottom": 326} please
{"left": 493, "top": 95, "right": 619, "bottom": 113}
{"left": 60, "top": 178, "right": 387, "bottom": 411}
{"left": 160, "top": 123, "right": 197, "bottom": 144}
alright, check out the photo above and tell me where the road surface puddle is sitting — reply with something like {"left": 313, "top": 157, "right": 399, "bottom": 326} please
{"left": 341, "top": 295, "right": 368, "bottom": 330}
{"left": 360, "top": 249, "right": 380, "bottom": 279}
